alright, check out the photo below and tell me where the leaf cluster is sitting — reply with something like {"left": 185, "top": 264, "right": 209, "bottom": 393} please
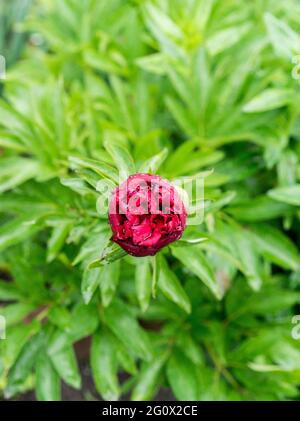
{"left": 0, "top": 0, "right": 300, "bottom": 401}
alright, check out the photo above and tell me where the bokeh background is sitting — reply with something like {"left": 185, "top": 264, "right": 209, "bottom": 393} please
{"left": 1, "top": 0, "right": 300, "bottom": 401}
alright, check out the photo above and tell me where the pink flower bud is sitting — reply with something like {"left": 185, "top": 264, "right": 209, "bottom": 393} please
{"left": 108, "top": 174, "right": 187, "bottom": 257}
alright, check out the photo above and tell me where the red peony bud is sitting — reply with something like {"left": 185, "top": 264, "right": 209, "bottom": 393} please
{"left": 108, "top": 174, "right": 187, "bottom": 257}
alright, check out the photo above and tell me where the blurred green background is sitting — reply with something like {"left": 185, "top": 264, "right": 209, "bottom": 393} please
{"left": 0, "top": 0, "right": 300, "bottom": 402}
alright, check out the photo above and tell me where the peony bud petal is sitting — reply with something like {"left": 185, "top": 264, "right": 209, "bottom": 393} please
{"left": 108, "top": 173, "right": 187, "bottom": 257}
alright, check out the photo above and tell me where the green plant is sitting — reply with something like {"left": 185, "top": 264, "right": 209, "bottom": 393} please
{"left": 1, "top": 0, "right": 300, "bottom": 401}
{"left": 0, "top": 0, "right": 33, "bottom": 67}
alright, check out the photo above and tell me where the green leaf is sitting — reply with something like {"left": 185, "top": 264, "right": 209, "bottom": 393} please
{"left": 138, "top": 148, "right": 168, "bottom": 173}
{"left": 104, "top": 140, "right": 135, "bottom": 181}
{"left": 6, "top": 332, "right": 44, "bottom": 398}
{"left": 103, "top": 300, "right": 152, "bottom": 361}
{"left": 249, "top": 224, "right": 300, "bottom": 271}
{"left": 166, "top": 350, "right": 198, "bottom": 401}
{"left": 73, "top": 231, "right": 111, "bottom": 266}
{"left": 100, "top": 260, "right": 120, "bottom": 307}
{"left": 1, "top": 302, "right": 35, "bottom": 326}
{"left": 136, "top": 53, "right": 166, "bottom": 75}
{"left": 47, "top": 220, "right": 72, "bottom": 262}
{"left": 131, "top": 351, "right": 169, "bottom": 401}
{"left": 151, "top": 254, "right": 159, "bottom": 298}
{"left": 47, "top": 331, "right": 71, "bottom": 356}
{"left": 88, "top": 241, "right": 127, "bottom": 268}
{"left": 0, "top": 132, "right": 26, "bottom": 151}
{"left": 264, "top": 12, "right": 300, "bottom": 59}
{"left": 227, "top": 283, "right": 299, "bottom": 317}
{"left": 0, "top": 216, "right": 42, "bottom": 251}
{"left": 243, "top": 89, "right": 293, "bottom": 113}
{"left": 81, "top": 267, "right": 102, "bottom": 304}
{"left": 207, "top": 23, "right": 251, "bottom": 55}
{"left": 227, "top": 196, "right": 291, "bottom": 221}
{"left": 0, "top": 157, "right": 39, "bottom": 193}
{"left": 91, "top": 329, "right": 120, "bottom": 401}
{"left": 176, "top": 331, "right": 204, "bottom": 365}
{"left": 165, "top": 96, "right": 196, "bottom": 137}
{"left": 175, "top": 236, "right": 208, "bottom": 246}
{"left": 48, "top": 305, "right": 98, "bottom": 354}
{"left": 172, "top": 245, "right": 222, "bottom": 299}
{"left": 143, "top": 3, "right": 183, "bottom": 39}
{"left": 135, "top": 257, "right": 152, "bottom": 312}
{"left": 49, "top": 345, "right": 81, "bottom": 390}
{"left": 268, "top": 185, "right": 300, "bottom": 206}
{"left": 158, "top": 256, "right": 191, "bottom": 314}
{"left": 0, "top": 281, "right": 23, "bottom": 301}
{"left": 60, "top": 177, "right": 95, "bottom": 196}
{"left": 1, "top": 320, "right": 40, "bottom": 370}
{"left": 112, "top": 336, "right": 137, "bottom": 376}
{"left": 164, "top": 139, "right": 224, "bottom": 176}
{"left": 227, "top": 222, "right": 263, "bottom": 290}
{"left": 35, "top": 352, "right": 61, "bottom": 401}
{"left": 84, "top": 50, "right": 128, "bottom": 76}
{"left": 109, "top": 76, "right": 135, "bottom": 131}
{"left": 67, "top": 303, "right": 99, "bottom": 342}
{"left": 48, "top": 307, "right": 71, "bottom": 331}
{"left": 2, "top": 0, "right": 300, "bottom": 403}
{"left": 277, "top": 150, "right": 298, "bottom": 186}
{"left": 69, "top": 156, "right": 119, "bottom": 183}
{"left": 173, "top": 227, "right": 208, "bottom": 246}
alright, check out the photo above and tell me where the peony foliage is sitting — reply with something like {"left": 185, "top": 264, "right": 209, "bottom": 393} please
{"left": 0, "top": 0, "right": 300, "bottom": 401}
